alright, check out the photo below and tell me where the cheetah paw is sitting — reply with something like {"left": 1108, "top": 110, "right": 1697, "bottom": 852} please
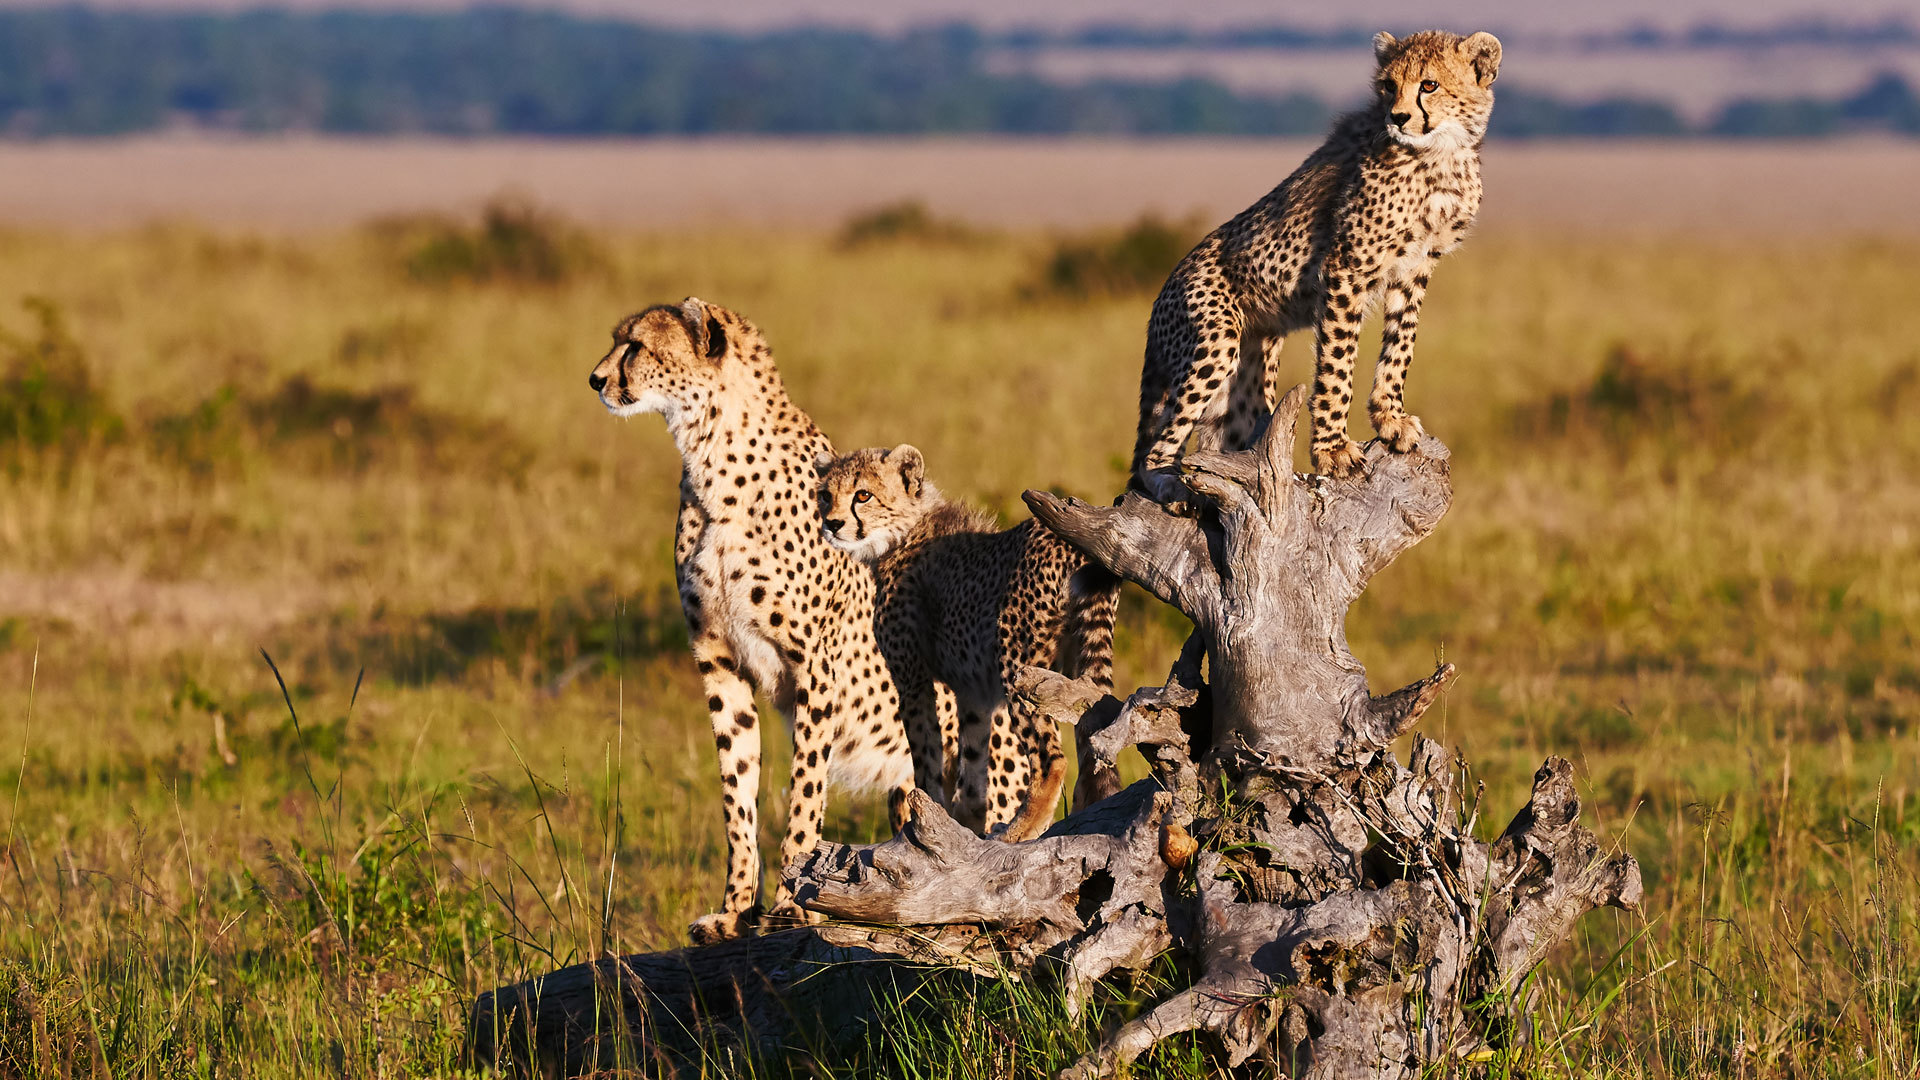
{"left": 1137, "top": 468, "right": 1196, "bottom": 514}
{"left": 688, "top": 908, "right": 757, "bottom": 945}
{"left": 1373, "top": 412, "right": 1427, "bottom": 453}
{"left": 761, "top": 899, "right": 821, "bottom": 932}
{"left": 1313, "top": 439, "right": 1368, "bottom": 479}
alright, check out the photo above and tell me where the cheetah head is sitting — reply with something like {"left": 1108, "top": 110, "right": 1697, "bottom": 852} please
{"left": 815, "top": 444, "right": 939, "bottom": 564}
{"left": 588, "top": 296, "right": 738, "bottom": 429}
{"left": 1372, "top": 30, "right": 1501, "bottom": 152}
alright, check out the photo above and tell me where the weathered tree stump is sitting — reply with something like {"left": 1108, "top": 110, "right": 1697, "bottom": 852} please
{"left": 467, "top": 386, "right": 1641, "bottom": 1078}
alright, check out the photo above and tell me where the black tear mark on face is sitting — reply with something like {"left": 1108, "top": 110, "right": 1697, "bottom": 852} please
{"left": 705, "top": 316, "right": 727, "bottom": 360}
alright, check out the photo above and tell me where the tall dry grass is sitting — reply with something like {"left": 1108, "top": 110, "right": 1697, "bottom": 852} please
{"left": 0, "top": 207, "right": 1914, "bottom": 1076}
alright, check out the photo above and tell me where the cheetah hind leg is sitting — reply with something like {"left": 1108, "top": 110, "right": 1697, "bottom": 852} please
{"left": 994, "top": 751, "right": 1065, "bottom": 843}
{"left": 990, "top": 704, "right": 1065, "bottom": 843}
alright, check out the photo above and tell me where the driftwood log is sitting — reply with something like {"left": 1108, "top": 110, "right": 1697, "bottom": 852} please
{"left": 468, "top": 386, "right": 1641, "bottom": 1078}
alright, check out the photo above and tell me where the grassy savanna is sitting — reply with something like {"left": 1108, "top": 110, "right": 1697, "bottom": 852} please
{"left": 0, "top": 202, "right": 1916, "bottom": 1077}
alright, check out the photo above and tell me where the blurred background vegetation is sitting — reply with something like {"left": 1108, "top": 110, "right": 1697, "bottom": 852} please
{"left": 0, "top": 8, "right": 1915, "bottom": 138}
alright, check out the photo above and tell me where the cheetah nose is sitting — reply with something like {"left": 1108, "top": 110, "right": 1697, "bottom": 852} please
{"left": 588, "top": 370, "right": 608, "bottom": 392}
{"left": 823, "top": 518, "right": 845, "bottom": 534}
{"left": 1390, "top": 111, "right": 1412, "bottom": 128}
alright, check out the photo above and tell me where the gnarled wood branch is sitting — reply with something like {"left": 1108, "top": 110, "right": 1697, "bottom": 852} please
{"left": 468, "top": 387, "right": 1639, "bottom": 1078}
{"left": 1024, "top": 385, "right": 1453, "bottom": 770}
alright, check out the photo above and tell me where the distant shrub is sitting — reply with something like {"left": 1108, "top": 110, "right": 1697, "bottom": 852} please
{"left": 346, "top": 586, "right": 687, "bottom": 686}
{"left": 1030, "top": 215, "right": 1201, "bottom": 300}
{"left": 387, "top": 196, "right": 602, "bottom": 286}
{"left": 837, "top": 200, "right": 977, "bottom": 249}
{"left": 148, "top": 384, "right": 242, "bottom": 476}
{"left": 1511, "top": 344, "right": 1771, "bottom": 452}
{"left": 151, "top": 374, "right": 534, "bottom": 478}
{"left": 0, "top": 297, "right": 124, "bottom": 461}
{"left": 335, "top": 317, "right": 433, "bottom": 368}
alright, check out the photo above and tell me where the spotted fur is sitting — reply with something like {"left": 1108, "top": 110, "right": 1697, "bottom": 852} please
{"left": 1131, "top": 29, "right": 1500, "bottom": 492}
{"left": 589, "top": 298, "right": 924, "bottom": 944}
{"left": 817, "top": 445, "right": 1121, "bottom": 841}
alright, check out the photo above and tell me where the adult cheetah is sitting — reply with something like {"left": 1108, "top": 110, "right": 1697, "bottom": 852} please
{"left": 817, "top": 444, "right": 1121, "bottom": 841}
{"left": 1132, "top": 29, "right": 1501, "bottom": 495}
{"left": 588, "top": 298, "right": 928, "bottom": 943}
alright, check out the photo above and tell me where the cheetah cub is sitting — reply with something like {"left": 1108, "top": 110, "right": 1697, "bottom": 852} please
{"left": 1133, "top": 29, "right": 1501, "bottom": 493}
{"left": 588, "top": 299, "right": 930, "bottom": 944}
{"left": 817, "top": 445, "right": 1121, "bottom": 840}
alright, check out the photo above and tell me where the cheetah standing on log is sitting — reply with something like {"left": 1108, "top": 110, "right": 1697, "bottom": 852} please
{"left": 817, "top": 445, "right": 1121, "bottom": 840}
{"left": 1132, "top": 29, "right": 1500, "bottom": 494}
{"left": 588, "top": 299, "right": 928, "bottom": 944}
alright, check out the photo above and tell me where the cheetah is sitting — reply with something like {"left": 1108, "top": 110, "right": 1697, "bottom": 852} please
{"left": 817, "top": 444, "right": 1121, "bottom": 841}
{"left": 588, "top": 298, "right": 932, "bottom": 944}
{"left": 1131, "top": 29, "right": 1501, "bottom": 495}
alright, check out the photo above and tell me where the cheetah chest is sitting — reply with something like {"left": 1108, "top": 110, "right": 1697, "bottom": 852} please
{"left": 1420, "top": 186, "right": 1477, "bottom": 255}
{"left": 685, "top": 514, "right": 801, "bottom": 709}
{"left": 1416, "top": 158, "right": 1481, "bottom": 255}
{"left": 1380, "top": 168, "right": 1480, "bottom": 285}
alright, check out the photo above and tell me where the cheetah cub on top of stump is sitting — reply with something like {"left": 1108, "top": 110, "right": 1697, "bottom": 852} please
{"left": 588, "top": 299, "right": 929, "bottom": 944}
{"left": 817, "top": 445, "right": 1121, "bottom": 841}
{"left": 1133, "top": 29, "right": 1500, "bottom": 494}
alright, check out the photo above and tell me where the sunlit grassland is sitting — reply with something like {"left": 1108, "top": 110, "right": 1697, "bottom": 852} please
{"left": 0, "top": 212, "right": 1915, "bottom": 1076}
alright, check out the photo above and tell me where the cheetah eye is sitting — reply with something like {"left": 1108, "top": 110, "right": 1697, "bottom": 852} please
{"left": 1419, "top": 79, "right": 1439, "bottom": 93}
{"left": 853, "top": 490, "right": 872, "bottom": 504}
{"left": 1378, "top": 80, "right": 1395, "bottom": 96}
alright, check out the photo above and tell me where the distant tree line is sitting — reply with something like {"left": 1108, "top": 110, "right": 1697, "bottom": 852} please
{"left": 998, "top": 16, "right": 1917, "bottom": 51}
{"left": 0, "top": 8, "right": 1913, "bottom": 139}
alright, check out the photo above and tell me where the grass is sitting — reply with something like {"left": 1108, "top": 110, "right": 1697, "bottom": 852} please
{"left": 0, "top": 206, "right": 1914, "bottom": 1076}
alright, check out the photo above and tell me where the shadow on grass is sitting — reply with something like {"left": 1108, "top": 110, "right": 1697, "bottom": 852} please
{"left": 299, "top": 586, "right": 688, "bottom": 689}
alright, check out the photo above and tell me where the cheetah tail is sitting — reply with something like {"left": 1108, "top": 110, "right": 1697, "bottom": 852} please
{"left": 1064, "top": 565, "right": 1120, "bottom": 693}
{"left": 1065, "top": 565, "right": 1124, "bottom": 813}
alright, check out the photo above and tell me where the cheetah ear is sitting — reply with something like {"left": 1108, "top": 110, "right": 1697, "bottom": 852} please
{"left": 1372, "top": 31, "right": 1398, "bottom": 66}
{"left": 888, "top": 444, "right": 925, "bottom": 498}
{"left": 680, "top": 296, "right": 728, "bottom": 362}
{"left": 813, "top": 450, "right": 836, "bottom": 476}
{"left": 1462, "top": 31, "right": 1501, "bottom": 86}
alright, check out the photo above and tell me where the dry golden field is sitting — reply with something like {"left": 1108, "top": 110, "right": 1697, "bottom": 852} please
{"left": 0, "top": 144, "right": 1916, "bottom": 1075}
{"left": 3, "top": 136, "right": 1920, "bottom": 233}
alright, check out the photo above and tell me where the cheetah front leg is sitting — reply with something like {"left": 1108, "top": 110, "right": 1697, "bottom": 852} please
{"left": 762, "top": 658, "right": 837, "bottom": 930}
{"left": 953, "top": 705, "right": 992, "bottom": 832}
{"left": 980, "top": 702, "right": 1034, "bottom": 836}
{"left": 877, "top": 592, "right": 948, "bottom": 806}
{"left": 1309, "top": 262, "right": 1369, "bottom": 477}
{"left": 933, "top": 682, "right": 960, "bottom": 807}
{"left": 686, "top": 639, "right": 767, "bottom": 946}
{"left": 1369, "top": 274, "right": 1430, "bottom": 453}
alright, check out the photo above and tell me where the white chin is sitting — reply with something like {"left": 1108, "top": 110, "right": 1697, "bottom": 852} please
{"left": 1388, "top": 123, "right": 1469, "bottom": 151}
{"left": 826, "top": 532, "right": 892, "bottom": 564}
{"left": 603, "top": 392, "right": 671, "bottom": 418}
